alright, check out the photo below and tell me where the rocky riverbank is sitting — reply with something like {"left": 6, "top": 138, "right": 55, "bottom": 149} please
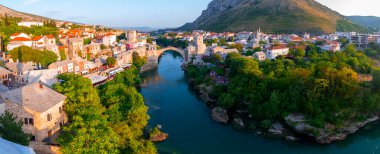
{"left": 185, "top": 66, "right": 380, "bottom": 144}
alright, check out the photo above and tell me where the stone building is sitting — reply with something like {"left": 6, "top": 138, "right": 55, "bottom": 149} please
{"left": 126, "top": 30, "right": 137, "bottom": 44}
{"left": 187, "top": 34, "right": 207, "bottom": 60}
{"left": 5, "top": 62, "right": 35, "bottom": 85}
{"left": 0, "top": 82, "right": 67, "bottom": 142}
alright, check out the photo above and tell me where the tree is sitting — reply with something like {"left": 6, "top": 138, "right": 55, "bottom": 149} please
{"left": 59, "top": 49, "right": 67, "bottom": 60}
{"left": 106, "top": 57, "right": 116, "bottom": 67}
{"left": 132, "top": 52, "right": 146, "bottom": 71}
{"left": 373, "top": 70, "right": 380, "bottom": 92}
{"left": 83, "top": 38, "right": 91, "bottom": 45}
{"left": 54, "top": 74, "right": 120, "bottom": 153}
{"left": 9, "top": 46, "right": 58, "bottom": 67}
{"left": 101, "top": 44, "right": 107, "bottom": 50}
{"left": 0, "top": 111, "right": 30, "bottom": 146}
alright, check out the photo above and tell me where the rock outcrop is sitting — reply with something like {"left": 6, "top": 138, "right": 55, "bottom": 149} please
{"left": 268, "top": 122, "right": 284, "bottom": 135}
{"left": 211, "top": 107, "right": 229, "bottom": 123}
{"left": 232, "top": 118, "right": 245, "bottom": 129}
{"left": 285, "top": 114, "right": 379, "bottom": 144}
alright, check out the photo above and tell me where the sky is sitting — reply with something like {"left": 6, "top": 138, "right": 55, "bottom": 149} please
{"left": 1, "top": 0, "right": 379, "bottom": 28}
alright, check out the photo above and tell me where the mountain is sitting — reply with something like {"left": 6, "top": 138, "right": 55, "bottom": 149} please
{"left": 113, "top": 27, "right": 161, "bottom": 32}
{"left": 347, "top": 16, "right": 380, "bottom": 29}
{"left": 0, "top": 5, "right": 53, "bottom": 21}
{"left": 180, "top": 0, "right": 370, "bottom": 34}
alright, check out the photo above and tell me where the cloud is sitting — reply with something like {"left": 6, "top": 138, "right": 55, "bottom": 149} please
{"left": 23, "top": 0, "right": 40, "bottom": 5}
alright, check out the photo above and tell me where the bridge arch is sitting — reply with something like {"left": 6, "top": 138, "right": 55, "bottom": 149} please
{"left": 156, "top": 46, "right": 188, "bottom": 63}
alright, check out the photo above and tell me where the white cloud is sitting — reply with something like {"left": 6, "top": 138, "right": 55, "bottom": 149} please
{"left": 23, "top": 0, "right": 40, "bottom": 5}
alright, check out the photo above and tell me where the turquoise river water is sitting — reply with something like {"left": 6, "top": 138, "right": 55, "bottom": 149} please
{"left": 140, "top": 51, "right": 380, "bottom": 154}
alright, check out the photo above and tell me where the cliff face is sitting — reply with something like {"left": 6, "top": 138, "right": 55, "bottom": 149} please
{"left": 181, "top": 0, "right": 368, "bottom": 34}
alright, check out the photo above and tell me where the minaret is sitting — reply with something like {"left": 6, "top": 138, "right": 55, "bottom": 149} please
{"left": 257, "top": 27, "right": 261, "bottom": 43}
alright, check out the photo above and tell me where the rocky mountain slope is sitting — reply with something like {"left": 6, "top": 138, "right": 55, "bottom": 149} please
{"left": 0, "top": 5, "right": 52, "bottom": 21}
{"left": 180, "top": 0, "right": 369, "bottom": 34}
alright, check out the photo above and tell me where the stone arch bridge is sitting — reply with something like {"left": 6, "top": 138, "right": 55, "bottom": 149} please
{"left": 148, "top": 46, "right": 188, "bottom": 64}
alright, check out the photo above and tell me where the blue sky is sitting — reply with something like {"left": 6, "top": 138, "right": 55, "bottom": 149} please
{"left": 1, "top": 0, "right": 380, "bottom": 28}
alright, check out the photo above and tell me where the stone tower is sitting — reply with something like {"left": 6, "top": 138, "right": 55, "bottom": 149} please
{"left": 126, "top": 30, "right": 137, "bottom": 44}
{"left": 195, "top": 34, "right": 206, "bottom": 55}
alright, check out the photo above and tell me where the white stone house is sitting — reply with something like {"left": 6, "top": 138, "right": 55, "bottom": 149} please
{"left": 253, "top": 51, "right": 266, "bottom": 61}
{"left": 266, "top": 46, "right": 289, "bottom": 60}
{"left": 103, "top": 33, "right": 117, "bottom": 46}
{"left": 17, "top": 21, "right": 44, "bottom": 27}
{"left": 32, "top": 36, "right": 46, "bottom": 48}
{"left": 10, "top": 33, "right": 30, "bottom": 40}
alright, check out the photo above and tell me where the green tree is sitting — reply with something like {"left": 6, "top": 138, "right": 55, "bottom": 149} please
{"left": 59, "top": 49, "right": 67, "bottom": 60}
{"left": 132, "top": 52, "right": 146, "bottom": 71}
{"left": 54, "top": 74, "right": 120, "bottom": 153}
{"left": 0, "top": 111, "right": 30, "bottom": 146}
{"left": 83, "top": 38, "right": 91, "bottom": 45}
{"left": 106, "top": 57, "right": 116, "bottom": 67}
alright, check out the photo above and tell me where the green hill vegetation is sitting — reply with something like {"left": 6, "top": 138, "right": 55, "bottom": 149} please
{"left": 347, "top": 16, "right": 380, "bottom": 29}
{"left": 187, "top": 44, "right": 380, "bottom": 132}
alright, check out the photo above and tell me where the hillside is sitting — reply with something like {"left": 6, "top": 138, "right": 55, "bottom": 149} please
{"left": 0, "top": 5, "right": 53, "bottom": 21}
{"left": 347, "top": 16, "right": 380, "bottom": 29}
{"left": 180, "top": 0, "right": 370, "bottom": 34}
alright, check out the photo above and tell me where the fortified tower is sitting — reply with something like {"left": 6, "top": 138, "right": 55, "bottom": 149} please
{"left": 126, "top": 30, "right": 137, "bottom": 44}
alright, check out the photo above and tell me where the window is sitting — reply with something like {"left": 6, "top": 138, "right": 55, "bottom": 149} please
{"left": 24, "top": 118, "right": 28, "bottom": 125}
{"left": 59, "top": 107, "right": 62, "bottom": 113}
{"left": 30, "top": 136, "right": 36, "bottom": 141}
{"left": 47, "top": 114, "right": 52, "bottom": 121}
{"left": 29, "top": 118, "right": 34, "bottom": 126}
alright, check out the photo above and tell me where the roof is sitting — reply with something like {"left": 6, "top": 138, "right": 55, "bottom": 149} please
{"left": 26, "top": 69, "right": 59, "bottom": 87}
{"left": 10, "top": 33, "right": 24, "bottom": 37}
{"left": 5, "top": 62, "right": 34, "bottom": 73}
{"left": 31, "top": 36, "right": 44, "bottom": 41}
{"left": 1, "top": 82, "right": 66, "bottom": 113}
{"left": 271, "top": 45, "right": 289, "bottom": 50}
{"left": 49, "top": 59, "right": 73, "bottom": 68}
{"left": 10, "top": 37, "right": 32, "bottom": 42}
{"left": 88, "top": 75, "right": 107, "bottom": 84}
{"left": 105, "top": 33, "right": 115, "bottom": 37}
{"left": 255, "top": 51, "right": 266, "bottom": 56}
{"left": 0, "top": 138, "right": 35, "bottom": 154}
{"left": 0, "top": 66, "right": 11, "bottom": 76}
{"left": 45, "top": 34, "right": 55, "bottom": 39}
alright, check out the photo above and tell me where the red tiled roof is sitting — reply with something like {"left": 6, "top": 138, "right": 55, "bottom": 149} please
{"left": 45, "top": 34, "right": 55, "bottom": 39}
{"left": 271, "top": 45, "right": 288, "bottom": 50}
{"left": 105, "top": 33, "right": 115, "bottom": 37}
{"left": 32, "top": 36, "right": 44, "bottom": 41}
{"left": 11, "top": 37, "right": 32, "bottom": 42}
{"left": 11, "top": 33, "right": 22, "bottom": 37}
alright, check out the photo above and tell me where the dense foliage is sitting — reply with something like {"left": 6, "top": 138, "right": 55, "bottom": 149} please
{"left": 155, "top": 37, "right": 188, "bottom": 48}
{"left": 9, "top": 46, "right": 58, "bottom": 67}
{"left": 187, "top": 44, "right": 380, "bottom": 129}
{"left": 54, "top": 66, "right": 155, "bottom": 153}
{"left": 132, "top": 52, "right": 146, "bottom": 71}
{"left": 0, "top": 111, "right": 30, "bottom": 146}
{"left": 106, "top": 57, "right": 116, "bottom": 67}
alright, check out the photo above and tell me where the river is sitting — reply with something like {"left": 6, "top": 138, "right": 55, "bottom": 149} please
{"left": 140, "top": 51, "right": 380, "bottom": 154}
